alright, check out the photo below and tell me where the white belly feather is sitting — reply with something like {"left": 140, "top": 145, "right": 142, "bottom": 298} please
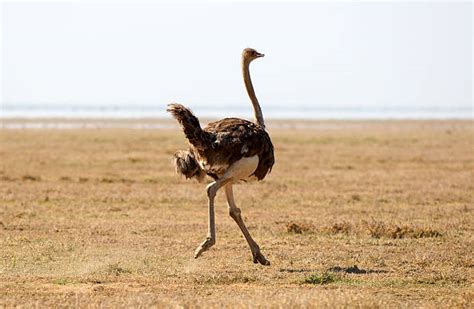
{"left": 200, "top": 155, "right": 259, "bottom": 182}
{"left": 224, "top": 155, "right": 259, "bottom": 181}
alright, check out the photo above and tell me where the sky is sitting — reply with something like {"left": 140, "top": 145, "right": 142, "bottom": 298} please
{"left": 1, "top": 1, "right": 472, "bottom": 112}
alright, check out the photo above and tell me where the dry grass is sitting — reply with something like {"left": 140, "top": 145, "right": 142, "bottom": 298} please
{"left": 0, "top": 120, "right": 473, "bottom": 307}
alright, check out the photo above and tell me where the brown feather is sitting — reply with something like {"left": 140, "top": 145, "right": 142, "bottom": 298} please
{"left": 173, "top": 150, "right": 206, "bottom": 182}
{"left": 166, "top": 103, "right": 213, "bottom": 150}
{"left": 196, "top": 118, "right": 274, "bottom": 181}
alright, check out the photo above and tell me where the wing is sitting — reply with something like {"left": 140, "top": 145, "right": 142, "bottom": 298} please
{"left": 195, "top": 118, "right": 274, "bottom": 180}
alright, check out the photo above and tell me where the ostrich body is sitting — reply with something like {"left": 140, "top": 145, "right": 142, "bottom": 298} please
{"left": 167, "top": 48, "right": 274, "bottom": 265}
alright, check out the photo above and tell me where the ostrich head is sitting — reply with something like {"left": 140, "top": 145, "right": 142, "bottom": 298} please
{"left": 242, "top": 48, "right": 264, "bottom": 63}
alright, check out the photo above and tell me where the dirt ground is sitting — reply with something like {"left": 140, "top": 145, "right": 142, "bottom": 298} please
{"left": 0, "top": 120, "right": 472, "bottom": 307}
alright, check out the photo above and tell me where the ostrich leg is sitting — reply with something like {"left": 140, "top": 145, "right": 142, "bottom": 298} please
{"left": 225, "top": 183, "right": 270, "bottom": 266}
{"left": 194, "top": 178, "right": 232, "bottom": 258}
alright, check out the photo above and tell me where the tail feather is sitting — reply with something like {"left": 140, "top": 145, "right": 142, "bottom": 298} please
{"left": 167, "top": 103, "right": 210, "bottom": 149}
{"left": 173, "top": 150, "right": 205, "bottom": 182}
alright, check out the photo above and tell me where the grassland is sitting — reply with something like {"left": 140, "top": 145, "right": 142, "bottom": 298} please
{"left": 0, "top": 120, "right": 473, "bottom": 307}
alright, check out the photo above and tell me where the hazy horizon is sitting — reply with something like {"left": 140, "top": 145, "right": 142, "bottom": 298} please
{"left": 1, "top": 1, "right": 472, "bottom": 118}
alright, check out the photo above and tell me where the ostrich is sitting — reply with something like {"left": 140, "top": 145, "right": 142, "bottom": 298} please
{"left": 167, "top": 48, "right": 274, "bottom": 266}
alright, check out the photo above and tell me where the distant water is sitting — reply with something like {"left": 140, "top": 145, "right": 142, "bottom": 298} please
{"left": 1, "top": 103, "right": 472, "bottom": 119}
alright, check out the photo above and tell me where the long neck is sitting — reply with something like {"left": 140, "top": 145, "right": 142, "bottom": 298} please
{"left": 242, "top": 59, "right": 265, "bottom": 128}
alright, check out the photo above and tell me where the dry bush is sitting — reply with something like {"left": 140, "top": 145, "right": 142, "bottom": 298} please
{"left": 363, "top": 220, "right": 388, "bottom": 238}
{"left": 287, "top": 220, "right": 441, "bottom": 239}
{"left": 391, "top": 226, "right": 442, "bottom": 239}
{"left": 285, "top": 221, "right": 313, "bottom": 234}
{"left": 0, "top": 175, "right": 15, "bottom": 181}
{"left": 363, "top": 220, "right": 442, "bottom": 239}
{"left": 21, "top": 175, "right": 41, "bottom": 181}
{"left": 351, "top": 194, "right": 361, "bottom": 201}
{"left": 324, "top": 221, "right": 353, "bottom": 235}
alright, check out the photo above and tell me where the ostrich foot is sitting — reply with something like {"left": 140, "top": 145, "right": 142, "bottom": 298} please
{"left": 252, "top": 249, "right": 270, "bottom": 266}
{"left": 194, "top": 237, "right": 215, "bottom": 258}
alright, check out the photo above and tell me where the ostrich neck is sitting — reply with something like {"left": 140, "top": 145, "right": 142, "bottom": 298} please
{"left": 242, "top": 60, "right": 265, "bottom": 129}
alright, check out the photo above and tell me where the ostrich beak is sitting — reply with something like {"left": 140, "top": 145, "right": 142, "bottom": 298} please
{"left": 256, "top": 53, "right": 265, "bottom": 58}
